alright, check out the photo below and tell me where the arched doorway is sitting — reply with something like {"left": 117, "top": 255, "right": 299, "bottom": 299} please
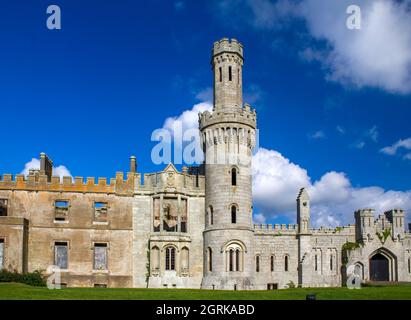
{"left": 369, "top": 253, "right": 389, "bottom": 281}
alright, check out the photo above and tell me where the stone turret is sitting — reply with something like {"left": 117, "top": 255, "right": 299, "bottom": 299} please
{"left": 200, "top": 38, "right": 257, "bottom": 290}
{"left": 385, "top": 209, "right": 405, "bottom": 241}
{"left": 212, "top": 38, "right": 244, "bottom": 112}
{"left": 40, "top": 152, "right": 53, "bottom": 182}
{"left": 355, "top": 209, "right": 375, "bottom": 242}
{"left": 297, "top": 188, "right": 311, "bottom": 234}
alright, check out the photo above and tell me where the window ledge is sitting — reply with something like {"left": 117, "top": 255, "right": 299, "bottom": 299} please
{"left": 93, "top": 221, "right": 109, "bottom": 225}
{"left": 54, "top": 220, "right": 69, "bottom": 224}
{"left": 92, "top": 269, "right": 109, "bottom": 274}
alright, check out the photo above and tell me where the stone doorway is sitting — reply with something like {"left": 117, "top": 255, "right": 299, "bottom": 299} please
{"left": 369, "top": 253, "right": 389, "bottom": 281}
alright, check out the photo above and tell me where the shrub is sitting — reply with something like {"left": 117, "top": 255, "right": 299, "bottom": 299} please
{"left": 0, "top": 269, "right": 46, "bottom": 287}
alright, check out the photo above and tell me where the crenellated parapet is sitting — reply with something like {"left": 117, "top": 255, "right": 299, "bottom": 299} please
{"left": 0, "top": 172, "right": 136, "bottom": 195}
{"left": 311, "top": 225, "right": 355, "bottom": 235}
{"left": 212, "top": 38, "right": 243, "bottom": 59}
{"left": 254, "top": 223, "right": 298, "bottom": 235}
{"left": 199, "top": 104, "right": 256, "bottom": 130}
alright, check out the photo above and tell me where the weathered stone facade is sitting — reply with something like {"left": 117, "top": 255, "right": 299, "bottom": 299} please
{"left": 0, "top": 39, "right": 410, "bottom": 289}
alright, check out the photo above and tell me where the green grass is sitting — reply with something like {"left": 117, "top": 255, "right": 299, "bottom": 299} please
{"left": 1, "top": 283, "right": 411, "bottom": 300}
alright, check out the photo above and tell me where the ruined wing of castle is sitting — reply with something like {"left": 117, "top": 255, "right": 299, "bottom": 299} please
{"left": 1, "top": 39, "right": 410, "bottom": 290}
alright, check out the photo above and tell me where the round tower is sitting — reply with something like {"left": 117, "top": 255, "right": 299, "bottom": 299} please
{"left": 199, "top": 38, "right": 257, "bottom": 290}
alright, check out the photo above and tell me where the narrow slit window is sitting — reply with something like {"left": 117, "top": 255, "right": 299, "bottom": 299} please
{"left": 270, "top": 256, "right": 274, "bottom": 272}
{"left": 285, "top": 256, "right": 289, "bottom": 272}
{"left": 219, "top": 67, "right": 222, "bottom": 82}
{"left": 231, "top": 168, "right": 237, "bottom": 186}
{"left": 229, "top": 249, "right": 234, "bottom": 271}
{"left": 208, "top": 248, "right": 213, "bottom": 272}
{"left": 229, "top": 66, "right": 232, "bottom": 81}
{"left": 256, "top": 256, "right": 260, "bottom": 272}
{"left": 231, "top": 206, "right": 237, "bottom": 224}
{"left": 235, "top": 249, "right": 240, "bottom": 272}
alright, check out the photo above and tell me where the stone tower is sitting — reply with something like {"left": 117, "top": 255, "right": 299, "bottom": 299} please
{"left": 199, "top": 38, "right": 257, "bottom": 290}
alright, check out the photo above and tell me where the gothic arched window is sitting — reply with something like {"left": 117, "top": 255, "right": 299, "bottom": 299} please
{"left": 165, "top": 246, "right": 175, "bottom": 271}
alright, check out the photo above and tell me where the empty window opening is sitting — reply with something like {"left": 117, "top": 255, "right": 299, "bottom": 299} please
{"left": 94, "top": 284, "right": 107, "bottom": 288}
{"left": 236, "top": 249, "right": 240, "bottom": 272}
{"left": 330, "top": 255, "right": 333, "bottom": 271}
{"left": 234, "top": 284, "right": 237, "bottom": 291}
{"left": 231, "top": 206, "right": 237, "bottom": 224}
{"left": 165, "top": 246, "right": 175, "bottom": 271}
{"left": 94, "top": 243, "right": 108, "bottom": 270}
{"left": 408, "top": 257, "right": 411, "bottom": 274}
{"left": 0, "top": 199, "right": 8, "bottom": 216}
{"left": 219, "top": 67, "right": 222, "bottom": 82}
{"left": 285, "top": 256, "right": 289, "bottom": 272}
{"left": 54, "top": 200, "right": 69, "bottom": 222}
{"left": 231, "top": 168, "right": 237, "bottom": 186}
{"left": 270, "top": 256, "right": 274, "bottom": 272}
{"left": 315, "top": 255, "right": 318, "bottom": 272}
{"left": 94, "top": 202, "right": 108, "bottom": 222}
{"left": 54, "top": 242, "right": 68, "bottom": 269}
{"left": 229, "top": 66, "right": 232, "bottom": 81}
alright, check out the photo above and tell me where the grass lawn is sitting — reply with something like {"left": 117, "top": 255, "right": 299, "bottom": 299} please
{"left": 1, "top": 283, "right": 411, "bottom": 300}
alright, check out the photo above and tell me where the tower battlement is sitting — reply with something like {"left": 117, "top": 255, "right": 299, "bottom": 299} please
{"left": 199, "top": 104, "right": 257, "bottom": 130}
{"left": 212, "top": 38, "right": 243, "bottom": 58}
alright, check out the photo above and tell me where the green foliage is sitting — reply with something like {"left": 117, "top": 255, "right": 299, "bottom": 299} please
{"left": 287, "top": 281, "right": 296, "bottom": 289}
{"left": 334, "top": 227, "right": 343, "bottom": 233}
{"left": 376, "top": 229, "right": 391, "bottom": 244}
{"left": 0, "top": 269, "right": 46, "bottom": 287}
{"left": 341, "top": 242, "right": 362, "bottom": 265}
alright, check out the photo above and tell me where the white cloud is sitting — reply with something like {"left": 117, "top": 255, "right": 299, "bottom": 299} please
{"left": 336, "top": 126, "right": 345, "bottom": 134}
{"left": 21, "top": 158, "right": 72, "bottom": 178}
{"left": 163, "top": 102, "right": 212, "bottom": 135}
{"left": 252, "top": 147, "right": 411, "bottom": 227}
{"left": 381, "top": 137, "right": 411, "bottom": 156}
{"left": 195, "top": 87, "right": 213, "bottom": 102}
{"left": 219, "top": 0, "right": 411, "bottom": 94}
{"left": 308, "top": 130, "right": 325, "bottom": 139}
{"left": 253, "top": 213, "right": 267, "bottom": 224}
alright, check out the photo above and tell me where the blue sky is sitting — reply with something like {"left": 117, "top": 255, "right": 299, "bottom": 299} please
{"left": 0, "top": 0, "right": 410, "bottom": 226}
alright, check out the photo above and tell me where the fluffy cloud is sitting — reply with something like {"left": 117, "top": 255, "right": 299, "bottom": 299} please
{"left": 380, "top": 137, "right": 411, "bottom": 158}
{"left": 252, "top": 147, "right": 411, "bottom": 227}
{"left": 21, "top": 158, "right": 72, "bottom": 178}
{"left": 218, "top": 0, "right": 411, "bottom": 94}
{"left": 163, "top": 102, "right": 213, "bottom": 137}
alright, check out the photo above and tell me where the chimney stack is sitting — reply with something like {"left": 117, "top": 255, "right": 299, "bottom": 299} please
{"left": 130, "top": 156, "right": 137, "bottom": 173}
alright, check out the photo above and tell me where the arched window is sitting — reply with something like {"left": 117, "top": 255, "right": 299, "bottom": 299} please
{"left": 256, "top": 255, "right": 260, "bottom": 272}
{"left": 235, "top": 249, "right": 240, "bottom": 272}
{"left": 229, "top": 249, "right": 234, "bottom": 271}
{"left": 231, "top": 168, "right": 237, "bottom": 186}
{"left": 151, "top": 246, "right": 160, "bottom": 272}
{"left": 284, "top": 255, "right": 289, "bottom": 272}
{"left": 181, "top": 247, "right": 189, "bottom": 271}
{"left": 270, "top": 255, "right": 274, "bottom": 272}
{"left": 231, "top": 206, "right": 237, "bottom": 224}
{"left": 165, "top": 246, "right": 175, "bottom": 271}
{"left": 225, "top": 242, "right": 244, "bottom": 272}
{"left": 208, "top": 248, "right": 213, "bottom": 272}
